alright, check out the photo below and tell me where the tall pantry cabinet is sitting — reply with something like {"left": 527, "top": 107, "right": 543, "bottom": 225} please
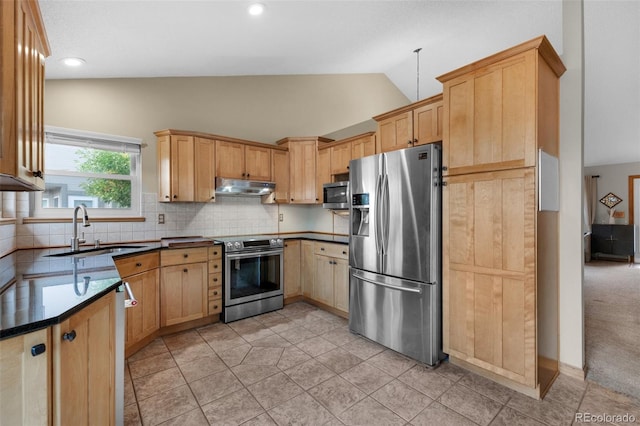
{"left": 437, "top": 36, "right": 566, "bottom": 399}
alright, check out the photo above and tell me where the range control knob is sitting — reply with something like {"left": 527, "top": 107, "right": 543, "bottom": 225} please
{"left": 226, "top": 242, "right": 234, "bottom": 250}
{"left": 270, "top": 239, "right": 276, "bottom": 246}
{"left": 234, "top": 242, "right": 242, "bottom": 250}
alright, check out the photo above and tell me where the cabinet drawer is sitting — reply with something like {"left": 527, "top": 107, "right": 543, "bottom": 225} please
{"left": 209, "top": 245, "right": 222, "bottom": 259}
{"left": 209, "top": 273, "right": 222, "bottom": 289}
{"left": 115, "top": 251, "right": 160, "bottom": 277}
{"left": 208, "top": 300, "right": 222, "bottom": 315}
{"left": 208, "top": 286, "right": 222, "bottom": 300}
{"left": 161, "top": 247, "right": 208, "bottom": 266}
{"left": 314, "top": 242, "right": 349, "bottom": 260}
{"left": 209, "top": 259, "right": 222, "bottom": 273}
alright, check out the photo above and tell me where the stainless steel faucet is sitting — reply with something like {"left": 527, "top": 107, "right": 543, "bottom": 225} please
{"left": 71, "top": 204, "right": 91, "bottom": 251}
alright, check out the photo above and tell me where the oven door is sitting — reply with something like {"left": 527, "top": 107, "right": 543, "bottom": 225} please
{"left": 224, "top": 249, "right": 283, "bottom": 307}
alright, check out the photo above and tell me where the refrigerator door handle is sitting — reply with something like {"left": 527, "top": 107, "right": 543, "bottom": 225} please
{"left": 352, "top": 271, "right": 423, "bottom": 294}
{"left": 375, "top": 174, "right": 383, "bottom": 254}
{"left": 382, "top": 173, "right": 390, "bottom": 255}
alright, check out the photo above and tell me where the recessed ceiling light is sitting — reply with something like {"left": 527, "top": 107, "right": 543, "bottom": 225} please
{"left": 61, "top": 57, "right": 86, "bottom": 67}
{"left": 248, "top": 3, "right": 265, "bottom": 16}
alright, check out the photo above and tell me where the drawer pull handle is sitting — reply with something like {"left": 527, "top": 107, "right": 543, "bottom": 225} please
{"left": 136, "top": 262, "right": 142, "bottom": 267}
{"left": 31, "top": 343, "right": 46, "bottom": 357}
{"left": 62, "top": 330, "right": 76, "bottom": 342}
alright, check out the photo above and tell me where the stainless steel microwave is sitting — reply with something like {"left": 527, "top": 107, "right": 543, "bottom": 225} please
{"left": 323, "top": 181, "right": 349, "bottom": 210}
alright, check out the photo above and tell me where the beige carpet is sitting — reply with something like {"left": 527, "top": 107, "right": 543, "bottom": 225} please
{"left": 584, "top": 260, "right": 640, "bottom": 400}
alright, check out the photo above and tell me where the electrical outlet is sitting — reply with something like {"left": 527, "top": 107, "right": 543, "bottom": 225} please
{"left": 279, "top": 213, "right": 284, "bottom": 222}
{"left": 158, "top": 213, "right": 165, "bottom": 224}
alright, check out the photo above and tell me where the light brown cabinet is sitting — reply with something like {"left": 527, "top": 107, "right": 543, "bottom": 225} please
{"left": 311, "top": 242, "right": 349, "bottom": 316}
{"left": 114, "top": 251, "right": 160, "bottom": 357}
{"left": 277, "top": 137, "right": 332, "bottom": 204}
{"left": 438, "top": 36, "right": 565, "bottom": 399}
{"left": 0, "top": 328, "right": 50, "bottom": 425}
{"left": 207, "top": 245, "right": 222, "bottom": 316}
{"left": 330, "top": 142, "right": 352, "bottom": 175}
{"left": 373, "top": 94, "right": 443, "bottom": 153}
{"left": 271, "top": 149, "right": 290, "bottom": 203}
{"left": 283, "top": 239, "right": 301, "bottom": 299}
{"left": 350, "top": 132, "right": 376, "bottom": 162}
{"left": 316, "top": 147, "right": 331, "bottom": 199}
{"left": 0, "top": 0, "right": 50, "bottom": 191}
{"left": 300, "top": 240, "right": 315, "bottom": 298}
{"left": 216, "top": 140, "right": 271, "bottom": 181}
{"left": 156, "top": 134, "right": 216, "bottom": 202}
{"left": 53, "top": 290, "right": 116, "bottom": 425}
{"left": 160, "top": 248, "right": 208, "bottom": 327}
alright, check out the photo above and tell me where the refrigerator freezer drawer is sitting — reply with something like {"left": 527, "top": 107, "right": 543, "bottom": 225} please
{"left": 349, "top": 268, "right": 441, "bottom": 366}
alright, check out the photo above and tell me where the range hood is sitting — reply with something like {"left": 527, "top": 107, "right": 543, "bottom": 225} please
{"left": 215, "top": 177, "right": 275, "bottom": 196}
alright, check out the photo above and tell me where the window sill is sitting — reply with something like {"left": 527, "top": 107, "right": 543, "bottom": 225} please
{"left": 23, "top": 217, "right": 146, "bottom": 224}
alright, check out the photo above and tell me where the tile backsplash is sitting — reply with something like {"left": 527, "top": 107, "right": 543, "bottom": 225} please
{"left": 1, "top": 192, "right": 348, "bottom": 253}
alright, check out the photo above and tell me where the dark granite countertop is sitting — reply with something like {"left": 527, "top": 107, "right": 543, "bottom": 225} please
{"left": 0, "top": 243, "right": 159, "bottom": 340}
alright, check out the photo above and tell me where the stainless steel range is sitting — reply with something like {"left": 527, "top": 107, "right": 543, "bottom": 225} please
{"left": 218, "top": 236, "right": 284, "bottom": 322}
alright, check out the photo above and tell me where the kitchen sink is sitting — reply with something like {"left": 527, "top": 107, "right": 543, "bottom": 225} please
{"left": 46, "top": 245, "right": 147, "bottom": 258}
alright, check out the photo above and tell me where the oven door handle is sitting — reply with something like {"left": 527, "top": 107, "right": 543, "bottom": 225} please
{"left": 225, "top": 249, "right": 283, "bottom": 260}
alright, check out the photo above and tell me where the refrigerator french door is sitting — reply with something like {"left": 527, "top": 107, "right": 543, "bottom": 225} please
{"left": 349, "top": 144, "right": 443, "bottom": 366}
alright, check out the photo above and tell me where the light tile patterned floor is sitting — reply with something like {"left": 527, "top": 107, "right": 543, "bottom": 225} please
{"left": 124, "top": 302, "right": 640, "bottom": 425}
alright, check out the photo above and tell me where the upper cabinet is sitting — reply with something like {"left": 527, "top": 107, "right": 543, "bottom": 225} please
{"left": 277, "top": 137, "right": 332, "bottom": 204}
{"left": 216, "top": 140, "right": 272, "bottom": 181}
{"left": 437, "top": 36, "right": 566, "bottom": 177}
{"left": 271, "top": 149, "right": 290, "bottom": 203}
{"left": 373, "top": 94, "right": 443, "bottom": 153}
{"left": 0, "top": 0, "right": 50, "bottom": 191}
{"left": 317, "top": 132, "right": 376, "bottom": 187}
{"left": 156, "top": 133, "right": 216, "bottom": 203}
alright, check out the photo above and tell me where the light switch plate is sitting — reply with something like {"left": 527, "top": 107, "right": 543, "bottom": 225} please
{"left": 158, "top": 213, "right": 165, "bottom": 224}
{"left": 279, "top": 213, "right": 284, "bottom": 222}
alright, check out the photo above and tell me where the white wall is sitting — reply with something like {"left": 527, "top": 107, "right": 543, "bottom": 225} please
{"left": 558, "top": 0, "right": 585, "bottom": 374}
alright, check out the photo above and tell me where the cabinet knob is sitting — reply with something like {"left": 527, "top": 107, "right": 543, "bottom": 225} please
{"left": 62, "top": 330, "right": 77, "bottom": 342}
{"left": 242, "top": 173, "right": 246, "bottom": 177}
{"left": 342, "top": 251, "right": 347, "bottom": 255}
{"left": 165, "top": 195, "right": 170, "bottom": 199}
{"left": 173, "top": 195, "right": 178, "bottom": 199}
{"left": 33, "top": 170, "right": 43, "bottom": 178}
{"left": 183, "top": 268, "right": 188, "bottom": 273}
{"left": 136, "top": 262, "right": 142, "bottom": 267}
{"left": 442, "top": 166, "right": 448, "bottom": 171}
{"left": 320, "top": 247, "right": 325, "bottom": 251}
{"left": 213, "top": 291, "right": 218, "bottom": 295}
{"left": 213, "top": 277, "right": 218, "bottom": 282}
{"left": 315, "top": 198, "right": 319, "bottom": 201}
{"left": 213, "top": 305, "right": 218, "bottom": 309}
{"left": 183, "top": 254, "right": 189, "bottom": 258}
{"left": 214, "top": 264, "right": 218, "bottom": 269}
{"left": 31, "top": 343, "right": 46, "bottom": 356}
{"left": 211, "top": 196, "right": 215, "bottom": 200}
{"left": 413, "top": 138, "right": 418, "bottom": 144}
{"left": 407, "top": 140, "right": 412, "bottom": 145}
{"left": 247, "top": 173, "right": 250, "bottom": 178}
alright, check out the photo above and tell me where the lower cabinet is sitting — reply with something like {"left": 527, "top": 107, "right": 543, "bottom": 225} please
{"left": 301, "top": 240, "right": 315, "bottom": 298}
{"left": 207, "top": 245, "right": 223, "bottom": 316}
{"left": 0, "top": 328, "right": 50, "bottom": 425}
{"left": 114, "top": 251, "right": 160, "bottom": 355}
{"left": 53, "top": 291, "right": 116, "bottom": 426}
{"left": 313, "top": 242, "right": 349, "bottom": 315}
{"left": 160, "top": 262, "right": 208, "bottom": 326}
{"left": 284, "top": 239, "right": 301, "bottom": 298}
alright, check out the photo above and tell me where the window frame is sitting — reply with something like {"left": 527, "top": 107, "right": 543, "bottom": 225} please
{"left": 31, "top": 126, "right": 143, "bottom": 218}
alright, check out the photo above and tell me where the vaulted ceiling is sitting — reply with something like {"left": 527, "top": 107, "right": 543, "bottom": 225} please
{"left": 40, "top": 0, "right": 640, "bottom": 167}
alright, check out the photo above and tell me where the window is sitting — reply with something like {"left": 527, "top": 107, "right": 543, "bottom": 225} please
{"left": 32, "top": 126, "right": 142, "bottom": 217}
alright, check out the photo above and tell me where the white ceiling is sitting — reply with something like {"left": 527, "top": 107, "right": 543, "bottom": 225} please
{"left": 40, "top": 0, "right": 640, "bottom": 167}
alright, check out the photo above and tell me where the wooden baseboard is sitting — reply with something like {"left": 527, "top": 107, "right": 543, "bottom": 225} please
{"left": 449, "top": 355, "right": 541, "bottom": 399}
{"left": 559, "top": 361, "right": 587, "bottom": 381}
{"left": 301, "top": 297, "right": 348, "bottom": 319}
{"left": 284, "top": 295, "right": 304, "bottom": 305}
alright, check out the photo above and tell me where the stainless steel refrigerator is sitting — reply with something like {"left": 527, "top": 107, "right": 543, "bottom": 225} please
{"left": 349, "top": 143, "right": 443, "bottom": 366}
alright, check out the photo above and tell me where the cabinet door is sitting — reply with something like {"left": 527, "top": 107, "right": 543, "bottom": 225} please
{"left": 377, "top": 112, "right": 412, "bottom": 153}
{"left": 301, "top": 240, "right": 315, "bottom": 297}
{"left": 316, "top": 148, "right": 331, "bottom": 201}
{"left": 351, "top": 134, "right": 375, "bottom": 160}
{"left": 53, "top": 291, "right": 115, "bottom": 426}
{"left": 125, "top": 268, "right": 160, "bottom": 349}
{"left": 271, "top": 149, "right": 289, "bottom": 203}
{"left": 413, "top": 100, "right": 443, "bottom": 146}
{"left": 245, "top": 145, "right": 271, "bottom": 181}
{"left": 161, "top": 262, "right": 208, "bottom": 326}
{"left": 443, "top": 168, "right": 536, "bottom": 387}
{"left": 284, "top": 240, "right": 301, "bottom": 298}
{"left": 0, "top": 328, "right": 50, "bottom": 425}
{"left": 314, "top": 254, "right": 335, "bottom": 306}
{"left": 157, "top": 135, "right": 172, "bottom": 202}
{"left": 194, "top": 137, "right": 216, "bottom": 202}
{"left": 444, "top": 52, "right": 535, "bottom": 175}
{"left": 289, "top": 140, "right": 317, "bottom": 203}
{"left": 171, "top": 135, "right": 195, "bottom": 202}
{"left": 216, "top": 140, "right": 245, "bottom": 179}
{"left": 330, "top": 142, "right": 352, "bottom": 175}
{"left": 333, "top": 257, "right": 349, "bottom": 313}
